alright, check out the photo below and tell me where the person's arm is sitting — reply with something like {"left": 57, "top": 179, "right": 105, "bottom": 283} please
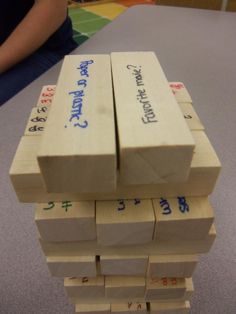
{"left": 0, "top": 0, "right": 68, "bottom": 74}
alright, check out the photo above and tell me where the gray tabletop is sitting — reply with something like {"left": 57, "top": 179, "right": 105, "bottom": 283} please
{"left": 0, "top": 5, "right": 236, "bottom": 314}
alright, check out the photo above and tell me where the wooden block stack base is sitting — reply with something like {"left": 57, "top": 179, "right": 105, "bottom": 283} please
{"left": 65, "top": 276, "right": 193, "bottom": 300}
{"left": 68, "top": 276, "right": 194, "bottom": 313}
{"left": 9, "top": 78, "right": 220, "bottom": 314}
{"left": 74, "top": 301, "right": 191, "bottom": 314}
{"left": 70, "top": 277, "right": 193, "bottom": 313}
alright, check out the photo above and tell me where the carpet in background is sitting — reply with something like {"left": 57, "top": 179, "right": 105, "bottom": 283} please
{"left": 69, "top": 1, "right": 155, "bottom": 45}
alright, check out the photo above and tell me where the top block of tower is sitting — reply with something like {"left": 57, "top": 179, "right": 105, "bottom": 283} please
{"left": 37, "top": 55, "right": 117, "bottom": 193}
{"left": 111, "top": 52, "right": 195, "bottom": 185}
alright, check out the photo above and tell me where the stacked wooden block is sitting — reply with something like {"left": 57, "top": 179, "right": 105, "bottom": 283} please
{"left": 10, "top": 52, "right": 221, "bottom": 314}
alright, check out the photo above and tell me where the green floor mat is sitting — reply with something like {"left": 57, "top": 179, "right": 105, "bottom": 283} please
{"left": 73, "top": 33, "right": 89, "bottom": 45}
{"left": 70, "top": 10, "right": 100, "bottom": 22}
{"left": 69, "top": 7, "right": 111, "bottom": 42}
{"left": 73, "top": 18, "right": 110, "bottom": 35}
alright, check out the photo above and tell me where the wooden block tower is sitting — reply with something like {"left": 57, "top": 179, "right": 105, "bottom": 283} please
{"left": 9, "top": 52, "right": 221, "bottom": 314}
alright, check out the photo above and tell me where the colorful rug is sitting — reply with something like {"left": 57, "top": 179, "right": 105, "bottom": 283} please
{"left": 69, "top": 1, "right": 155, "bottom": 45}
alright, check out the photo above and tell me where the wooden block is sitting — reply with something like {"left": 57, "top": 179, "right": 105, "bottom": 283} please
{"left": 111, "top": 51, "right": 195, "bottom": 185}
{"left": 96, "top": 199, "right": 155, "bottom": 245}
{"left": 23, "top": 102, "right": 199, "bottom": 141}
{"left": 35, "top": 201, "right": 96, "bottom": 242}
{"left": 64, "top": 276, "right": 105, "bottom": 298}
{"left": 169, "top": 82, "right": 192, "bottom": 103}
{"left": 145, "top": 278, "right": 186, "bottom": 300}
{"left": 24, "top": 106, "right": 50, "bottom": 136}
{"left": 75, "top": 304, "right": 110, "bottom": 314}
{"left": 9, "top": 136, "right": 43, "bottom": 190}
{"left": 69, "top": 279, "right": 193, "bottom": 304}
{"left": 36, "top": 85, "right": 56, "bottom": 106}
{"left": 148, "top": 255, "right": 198, "bottom": 278}
{"left": 178, "top": 102, "right": 204, "bottom": 131}
{"left": 105, "top": 277, "right": 145, "bottom": 298}
{"left": 170, "top": 81, "right": 203, "bottom": 130}
{"left": 100, "top": 255, "right": 148, "bottom": 276}
{"left": 70, "top": 294, "right": 191, "bottom": 305}
{"left": 37, "top": 55, "right": 116, "bottom": 193}
{"left": 33, "top": 83, "right": 200, "bottom": 135}
{"left": 111, "top": 302, "right": 147, "bottom": 314}
{"left": 13, "top": 131, "right": 221, "bottom": 203}
{"left": 149, "top": 301, "right": 190, "bottom": 314}
{"left": 46, "top": 255, "right": 97, "bottom": 277}
{"left": 153, "top": 196, "right": 214, "bottom": 240}
{"left": 185, "top": 278, "right": 194, "bottom": 300}
{"left": 72, "top": 298, "right": 190, "bottom": 306}
{"left": 191, "top": 130, "right": 221, "bottom": 173}
{"left": 40, "top": 223, "right": 216, "bottom": 256}
{"left": 36, "top": 82, "right": 192, "bottom": 106}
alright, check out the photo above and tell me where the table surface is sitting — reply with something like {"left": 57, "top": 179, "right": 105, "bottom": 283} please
{"left": 0, "top": 5, "right": 236, "bottom": 314}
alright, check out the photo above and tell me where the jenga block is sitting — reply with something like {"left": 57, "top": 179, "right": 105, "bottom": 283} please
{"left": 36, "top": 85, "right": 56, "bottom": 106}
{"left": 40, "top": 223, "right": 216, "bottom": 256}
{"left": 25, "top": 102, "right": 202, "bottom": 137}
{"left": 145, "top": 278, "right": 186, "bottom": 300}
{"left": 148, "top": 255, "right": 198, "bottom": 278}
{"left": 185, "top": 278, "right": 194, "bottom": 300}
{"left": 68, "top": 279, "right": 193, "bottom": 304}
{"left": 96, "top": 199, "right": 155, "bottom": 245}
{"left": 150, "top": 301, "right": 190, "bottom": 314}
{"left": 100, "top": 255, "right": 148, "bottom": 276}
{"left": 46, "top": 256, "right": 97, "bottom": 277}
{"left": 179, "top": 103, "right": 204, "bottom": 131}
{"left": 70, "top": 295, "right": 191, "bottom": 305}
{"left": 24, "top": 106, "right": 50, "bottom": 136}
{"left": 12, "top": 131, "right": 221, "bottom": 203}
{"left": 153, "top": 196, "right": 214, "bottom": 240}
{"left": 33, "top": 82, "right": 198, "bottom": 133}
{"left": 105, "top": 277, "right": 145, "bottom": 298}
{"left": 9, "top": 136, "right": 43, "bottom": 190}
{"left": 37, "top": 55, "right": 116, "bottom": 193}
{"left": 75, "top": 304, "right": 110, "bottom": 314}
{"left": 64, "top": 276, "right": 105, "bottom": 298}
{"left": 111, "top": 302, "right": 147, "bottom": 314}
{"left": 169, "top": 82, "right": 192, "bottom": 103}
{"left": 33, "top": 82, "right": 199, "bottom": 134}
{"left": 111, "top": 51, "right": 195, "bottom": 185}
{"left": 35, "top": 201, "right": 96, "bottom": 242}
